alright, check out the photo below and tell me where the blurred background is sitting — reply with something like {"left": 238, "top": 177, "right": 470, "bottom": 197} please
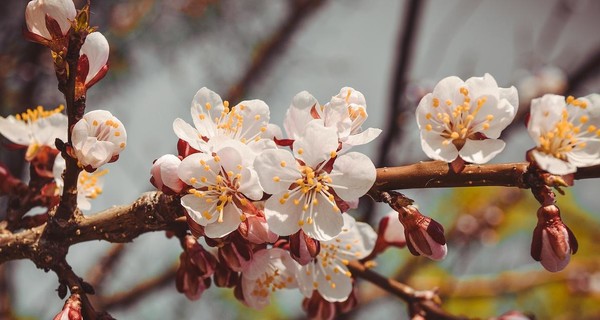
{"left": 1, "top": 0, "right": 600, "bottom": 318}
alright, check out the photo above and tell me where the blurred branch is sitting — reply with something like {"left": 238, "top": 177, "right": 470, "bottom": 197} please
{"left": 86, "top": 244, "right": 127, "bottom": 293}
{"left": 0, "top": 264, "right": 14, "bottom": 320}
{"left": 100, "top": 264, "right": 178, "bottom": 310}
{"left": 225, "top": 0, "right": 328, "bottom": 102}
{"left": 348, "top": 260, "right": 468, "bottom": 320}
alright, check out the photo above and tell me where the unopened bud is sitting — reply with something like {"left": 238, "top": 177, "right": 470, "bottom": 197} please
{"left": 150, "top": 154, "right": 185, "bottom": 194}
{"left": 530, "top": 205, "right": 578, "bottom": 272}
{"left": 302, "top": 288, "right": 358, "bottom": 320}
{"left": 398, "top": 206, "right": 447, "bottom": 261}
{"left": 289, "top": 230, "right": 320, "bottom": 266}
{"left": 213, "top": 260, "right": 239, "bottom": 288}
{"left": 176, "top": 236, "right": 217, "bottom": 300}
{"left": 218, "top": 236, "right": 252, "bottom": 272}
{"left": 52, "top": 294, "right": 82, "bottom": 320}
{"left": 370, "top": 211, "right": 407, "bottom": 258}
{"left": 239, "top": 213, "right": 278, "bottom": 244}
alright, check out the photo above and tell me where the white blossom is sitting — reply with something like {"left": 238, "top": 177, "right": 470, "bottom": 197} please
{"left": 283, "top": 88, "right": 381, "bottom": 150}
{"left": 25, "top": 0, "right": 76, "bottom": 40}
{"left": 0, "top": 105, "right": 67, "bottom": 160}
{"left": 71, "top": 110, "right": 126, "bottom": 169}
{"left": 527, "top": 94, "right": 600, "bottom": 175}
{"left": 254, "top": 120, "right": 376, "bottom": 241}
{"left": 241, "top": 248, "right": 300, "bottom": 310}
{"left": 178, "top": 140, "right": 263, "bottom": 239}
{"left": 173, "top": 87, "right": 272, "bottom": 154}
{"left": 297, "top": 214, "right": 376, "bottom": 302}
{"left": 416, "top": 74, "right": 518, "bottom": 164}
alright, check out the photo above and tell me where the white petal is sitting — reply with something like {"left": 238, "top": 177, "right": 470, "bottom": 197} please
{"left": 264, "top": 196, "right": 302, "bottom": 236}
{"left": 180, "top": 194, "right": 218, "bottom": 226}
{"left": 465, "top": 73, "right": 500, "bottom": 102}
{"left": 322, "top": 98, "right": 352, "bottom": 138}
{"left": 297, "top": 264, "right": 316, "bottom": 298}
{"left": 177, "top": 152, "right": 214, "bottom": 186}
{"left": 80, "top": 32, "right": 109, "bottom": 84}
{"left": 527, "top": 95, "right": 564, "bottom": 142}
{"left": 190, "top": 87, "right": 223, "bottom": 137}
{"left": 343, "top": 127, "right": 382, "bottom": 148}
{"left": 236, "top": 99, "right": 270, "bottom": 141}
{"left": 419, "top": 131, "right": 459, "bottom": 162}
{"left": 499, "top": 85, "right": 519, "bottom": 112}
{"left": 283, "top": 91, "right": 319, "bottom": 139}
{"left": 531, "top": 150, "right": 576, "bottom": 175}
{"left": 478, "top": 97, "right": 516, "bottom": 139}
{"left": 204, "top": 204, "right": 242, "bottom": 238}
{"left": 315, "top": 266, "right": 353, "bottom": 302}
{"left": 302, "top": 194, "right": 344, "bottom": 241}
{"left": 254, "top": 149, "right": 301, "bottom": 195}
{"left": 34, "top": 113, "right": 68, "bottom": 145}
{"left": 293, "top": 120, "right": 338, "bottom": 168}
{"left": 26, "top": 0, "right": 76, "bottom": 38}
{"left": 0, "top": 116, "right": 31, "bottom": 145}
{"left": 330, "top": 152, "right": 376, "bottom": 201}
{"left": 459, "top": 139, "right": 505, "bottom": 164}
{"left": 158, "top": 155, "right": 184, "bottom": 192}
{"left": 238, "top": 168, "right": 263, "bottom": 201}
{"left": 431, "top": 76, "right": 465, "bottom": 111}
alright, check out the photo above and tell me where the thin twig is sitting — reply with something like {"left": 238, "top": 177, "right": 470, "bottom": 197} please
{"left": 86, "top": 244, "right": 127, "bottom": 293}
{"left": 100, "top": 264, "right": 178, "bottom": 310}
{"left": 225, "top": 0, "right": 328, "bottom": 102}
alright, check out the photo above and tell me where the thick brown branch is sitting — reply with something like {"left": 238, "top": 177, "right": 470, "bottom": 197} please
{"left": 374, "top": 161, "right": 600, "bottom": 190}
{"left": 347, "top": 261, "right": 468, "bottom": 320}
{"left": 0, "top": 192, "right": 183, "bottom": 265}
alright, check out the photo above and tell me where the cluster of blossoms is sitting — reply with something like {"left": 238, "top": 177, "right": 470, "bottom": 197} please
{"left": 152, "top": 86, "right": 386, "bottom": 312}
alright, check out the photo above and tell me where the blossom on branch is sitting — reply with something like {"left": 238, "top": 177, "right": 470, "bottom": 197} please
{"left": 283, "top": 88, "right": 381, "bottom": 150}
{"left": 52, "top": 155, "right": 107, "bottom": 210}
{"left": 397, "top": 205, "right": 447, "bottom": 261}
{"left": 240, "top": 248, "right": 300, "bottom": 309}
{"left": 416, "top": 74, "right": 518, "bottom": 164}
{"left": 150, "top": 154, "right": 185, "bottom": 194}
{"left": 52, "top": 293, "right": 82, "bottom": 320}
{"left": 173, "top": 87, "right": 273, "bottom": 154}
{"left": 25, "top": 0, "right": 76, "bottom": 42}
{"left": 527, "top": 94, "right": 600, "bottom": 175}
{"left": 0, "top": 105, "right": 67, "bottom": 161}
{"left": 297, "top": 214, "right": 376, "bottom": 302}
{"left": 254, "top": 120, "right": 376, "bottom": 241}
{"left": 178, "top": 141, "right": 263, "bottom": 239}
{"left": 71, "top": 110, "right": 127, "bottom": 170}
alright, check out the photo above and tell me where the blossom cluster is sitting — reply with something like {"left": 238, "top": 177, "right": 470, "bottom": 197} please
{"left": 152, "top": 87, "right": 382, "bottom": 310}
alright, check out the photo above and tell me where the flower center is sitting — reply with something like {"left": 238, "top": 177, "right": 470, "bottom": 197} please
{"left": 78, "top": 169, "right": 108, "bottom": 199}
{"left": 188, "top": 155, "right": 246, "bottom": 223}
{"left": 201, "top": 101, "right": 267, "bottom": 143}
{"left": 250, "top": 267, "right": 293, "bottom": 298}
{"left": 537, "top": 96, "right": 599, "bottom": 160}
{"left": 15, "top": 105, "right": 64, "bottom": 123}
{"left": 424, "top": 87, "right": 494, "bottom": 147}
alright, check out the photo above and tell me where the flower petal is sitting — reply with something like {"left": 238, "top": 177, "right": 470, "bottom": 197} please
{"left": 302, "top": 194, "right": 344, "bottom": 241}
{"left": 190, "top": 87, "right": 223, "bottom": 137}
{"left": 315, "top": 266, "right": 353, "bottom": 302}
{"left": 293, "top": 120, "right": 338, "bottom": 168}
{"left": 264, "top": 195, "right": 303, "bottom": 236}
{"left": 0, "top": 116, "right": 31, "bottom": 145}
{"left": 531, "top": 150, "right": 576, "bottom": 175}
{"left": 419, "top": 130, "right": 459, "bottom": 162}
{"left": 80, "top": 32, "right": 109, "bottom": 84}
{"left": 181, "top": 194, "right": 218, "bottom": 226}
{"left": 459, "top": 138, "right": 505, "bottom": 164}
{"left": 284, "top": 91, "right": 319, "bottom": 139}
{"left": 254, "top": 149, "right": 301, "bottom": 195}
{"left": 330, "top": 152, "right": 376, "bottom": 201}
{"left": 204, "top": 204, "right": 242, "bottom": 238}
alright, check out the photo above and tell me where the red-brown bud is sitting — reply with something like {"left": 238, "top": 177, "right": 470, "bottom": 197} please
{"left": 301, "top": 287, "right": 358, "bottom": 320}
{"left": 398, "top": 206, "right": 447, "bottom": 261}
{"left": 530, "top": 205, "right": 578, "bottom": 272}
{"left": 176, "top": 236, "right": 217, "bottom": 300}
{"left": 218, "top": 237, "right": 253, "bottom": 272}
{"left": 289, "top": 230, "right": 321, "bottom": 266}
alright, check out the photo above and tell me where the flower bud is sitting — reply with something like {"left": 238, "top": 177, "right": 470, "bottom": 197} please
{"left": 302, "top": 288, "right": 358, "bottom": 320}
{"left": 71, "top": 110, "right": 127, "bottom": 170}
{"left": 239, "top": 212, "right": 279, "bottom": 244}
{"left": 530, "top": 205, "right": 578, "bottom": 272}
{"left": 78, "top": 32, "right": 109, "bottom": 89}
{"left": 289, "top": 230, "right": 320, "bottom": 266}
{"left": 398, "top": 205, "right": 447, "bottom": 261}
{"left": 52, "top": 293, "right": 82, "bottom": 320}
{"left": 150, "top": 154, "right": 185, "bottom": 194}
{"left": 213, "top": 260, "right": 239, "bottom": 288}
{"left": 25, "top": 0, "right": 76, "bottom": 41}
{"left": 218, "top": 235, "right": 253, "bottom": 272}
{"left": 176, "top": 236, "right": 217, "bottom": 300}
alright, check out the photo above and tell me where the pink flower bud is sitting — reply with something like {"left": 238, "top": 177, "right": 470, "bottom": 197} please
{"left": 25, "top": 0, "right": 76, "bottom": 40}
{"left": 289, "top": 230, "right": 321, "bottom": 266}
{"left": 239, "top": 212, "right": 279, "bottom": 244}
{"left": 398, "top": 206, "right": 447, "bottom": 261}
{"left": 52, "top": 294, "right": 82, "bottom": 320}
{"left": 150, "top": 154, "right": 185, "bottom": 194}
{"left": 531, "top": 205, "right": 578, "bottom": 272}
